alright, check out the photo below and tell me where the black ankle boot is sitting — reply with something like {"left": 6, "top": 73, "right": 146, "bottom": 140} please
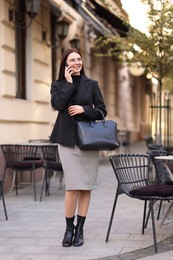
{"left": 73, "top": 215, "right": 86, "bottom": 247}
{"left": 62, "top": 216, "right": 75, "bottom": 247}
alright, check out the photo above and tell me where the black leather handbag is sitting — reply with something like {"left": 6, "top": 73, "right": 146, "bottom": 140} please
{"left": 77, "top": 109, "right": 119, "bottom": 151}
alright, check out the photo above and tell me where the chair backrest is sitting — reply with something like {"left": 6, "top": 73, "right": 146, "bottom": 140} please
{"left": 148, "top": 143, "right": 164, "bottom": 150}
{"left": 41, "top": 144, "right": 62, "bottom": 171}
{"left": 109, "top": 154, "right": 150, "bottom": 196}
{"left": 147, "top": 149, "right": 173, "bottom": 183}
{"left": 1, "top": 144, "right": 39, "bottom": 167}
{"left": 41, "top": 144, "right": 60, "bottom": 161}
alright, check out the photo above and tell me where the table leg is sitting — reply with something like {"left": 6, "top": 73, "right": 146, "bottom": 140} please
{"left": 159, "top": 201, "right": 173, "bottom": 227}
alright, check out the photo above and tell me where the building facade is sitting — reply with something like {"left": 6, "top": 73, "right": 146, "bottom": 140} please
{"left": 0, "top": 0, "right": 149, "bottom": 191}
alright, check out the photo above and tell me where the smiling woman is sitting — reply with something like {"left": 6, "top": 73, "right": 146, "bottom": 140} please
{"left": 49, "top": 48, "right": 107, "bottom": 248}
{"left": 121, "top": 0, "right": 148, "bottom": 32}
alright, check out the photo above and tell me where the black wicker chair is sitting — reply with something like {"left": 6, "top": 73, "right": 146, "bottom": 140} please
{"left": 106, "top": 153, "right": 173, "bottom": 252}
{"left": 40, "top": 144, "right": 63, "bottom": 201}
{"left": 147, "top": 149, "right": 173, "bottom": 222}
{"left": 1, "top": 144, "right": 43, "bottom": 201}
{"left": 147, "top": 143, "right": 164, "bottom": 151}
{"left": 147, "top": 149, "right": 173, "bottom": 184}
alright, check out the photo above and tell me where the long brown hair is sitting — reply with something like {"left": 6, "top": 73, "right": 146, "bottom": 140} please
{"left": 58, "top": 48, "right": 86, "bottom": 80}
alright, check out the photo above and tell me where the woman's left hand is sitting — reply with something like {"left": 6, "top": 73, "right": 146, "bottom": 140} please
{"left": 68, "top": 105, "right": 84, "bottom": 116}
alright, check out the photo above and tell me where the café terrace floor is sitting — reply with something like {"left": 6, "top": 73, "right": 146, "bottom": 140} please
{"left": 0, "top": 141, "right": 173, "bottom": 260}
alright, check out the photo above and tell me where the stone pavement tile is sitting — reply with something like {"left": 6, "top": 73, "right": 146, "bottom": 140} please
{"left": 0, "top": 255, "right": 23, "bottom": 260}
{"left": 139, "top": 250, "right": 173, "bottom": 260}
{"left": 0, "top": 244, "right": 17, "bottom": 254}
{"left": 93, "top": 234, "right": 173, "bottom": 260}
{"left": 0, "top": 236, "right": 9, "bottom": 243}
{"left": 4, "top": 237, "right": 41, "bottom": 245}
{"left": 10, "top": 245, "right": 52, "bottom": 254}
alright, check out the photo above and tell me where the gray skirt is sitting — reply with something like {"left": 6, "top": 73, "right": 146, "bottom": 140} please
{"left": 58, "top": 144, "right": 99, "bottom": 190}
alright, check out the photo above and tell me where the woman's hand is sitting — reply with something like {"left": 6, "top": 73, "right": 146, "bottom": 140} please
{"left": 68, "top": 105, "right": 84, "bottom": 116}
{"left": 64, "top": 66, "right": 74, "bottom": 83}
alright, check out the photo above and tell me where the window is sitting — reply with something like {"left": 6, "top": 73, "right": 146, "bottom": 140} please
{"left": 15, "top": 0, "right": 26, "bottom": 99}
{"left": 51, "top": 13, "right": 58, "bottom": 81}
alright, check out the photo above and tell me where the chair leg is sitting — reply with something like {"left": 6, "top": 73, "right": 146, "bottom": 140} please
{"left": 51, "top": 170, "right": 56, "bottom": 186}
{"left": 9, "top": 170, "right": 16, "bottom": 193}
{"left": 157, "top": 200, "right": 162, "bottom": 220}
{"left": 150, "top": 199, "right": 157, "bottom": 252}
{"left": 159, "top": 201, "right": 173, "bottom": 227}
{"left": 40, "top": 168, "right": 46, "bottom": 202}
{"left": 105, "top": 190, "right": 119, "bottom": 242}
{"left": 15, "top": 171, "right": 18, "bottom": 195}
{"left": 144, "top": 203, "right": 151, "bottom": 229}
{"left": 29, "top": 170, "right": 32, "bottom": 183}
{"left": 145, "top": 200, "right": 158, "bottom": 229}
{"left": 59, "top": 171, "right": 63, "bottom": 190}
{"left": 142, "top": 200, "right": 147, "bottom": 234}
{"left": 0, "top": 181, "right": 8, "bottom": 220}
{"left": 51, "top": 170, "right": 63, "bottom": 190}
{"left": 46, "top": 170, "right": 50, "bottom": 196}
{"left": 40, "top": 167, "right": 50, "bottom": 201}
{"left": 32, "top": 170, "right": 37, "bottom": 201}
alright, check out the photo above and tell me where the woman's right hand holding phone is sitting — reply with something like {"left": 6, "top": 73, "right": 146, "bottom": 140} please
{"left": 65, "top": 65, "right": 73, "bottom": 83}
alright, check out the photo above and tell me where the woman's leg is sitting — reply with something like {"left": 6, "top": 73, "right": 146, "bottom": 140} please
{"left": 65, "top": 190, "right": 78, "bottom": 217}
{"left": 78, "top": 190, "right": 91, "bottom": 216}
{"left": 62, "top": 190, "right": 78, "bottom": 247}
{"left": 73, "top": 190, "right": 91, "bottom": 246}
{"left": 62, "top": 190, "right": 91, "bottom": 247}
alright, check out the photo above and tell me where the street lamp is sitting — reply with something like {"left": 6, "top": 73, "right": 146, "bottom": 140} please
{"left": 9, "top": 0, "right": 41, "bottom": 29}
{"left": 70, "top": 36, "right": 80, "bottom": 50}
{"left": 42, "top": 20, "right": 70, "bottom": 48}
{"left": 128, "top": 62, "right": 145, "bottom": 77}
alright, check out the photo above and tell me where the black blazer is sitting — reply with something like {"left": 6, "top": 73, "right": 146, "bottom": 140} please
{"left": 50, "top": 75, "right": 107, "bottom": 147}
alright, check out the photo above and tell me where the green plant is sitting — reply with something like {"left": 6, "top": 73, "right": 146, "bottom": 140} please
{"left": 96, "top": 0, "right": 173, "bottom": 142}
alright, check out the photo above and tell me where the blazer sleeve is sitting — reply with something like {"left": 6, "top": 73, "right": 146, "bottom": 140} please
{"left": 82, "top": 80, "right": 107, "bottom": 120}
{"left": 50, "top": 80, "right": 77, "bottom": 111}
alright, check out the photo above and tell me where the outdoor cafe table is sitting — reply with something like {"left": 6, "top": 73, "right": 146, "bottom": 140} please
{"left": 155, "top": 155, "right": 173, "bottom": 161}
{"left": 155, "top": 155, "right": 173, "bottom": 227}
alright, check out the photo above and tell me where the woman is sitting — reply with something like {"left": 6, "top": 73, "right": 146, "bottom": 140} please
{"left": 50, "top": 48, "right": 107, "bottom": 247}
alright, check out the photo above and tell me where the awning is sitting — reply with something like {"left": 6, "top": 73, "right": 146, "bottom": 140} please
{"left": 50, "top": 0, "right": 61, "bottom": 17}
{"left": 69, "top": 0, "right": 112, "bottom": 35}
{"left": 60, "top": 0, "right": 129, "bottom": 36}
{"left": 87, "top": 0, "right": 129, "bottom": 36}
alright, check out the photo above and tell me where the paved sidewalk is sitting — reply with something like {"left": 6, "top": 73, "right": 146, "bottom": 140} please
{"left": 0, "top": 141, "right": 173, "bottom": 259}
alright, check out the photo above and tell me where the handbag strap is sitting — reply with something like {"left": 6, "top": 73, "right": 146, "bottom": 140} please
{"left": 96, "top": 108, "right": 105, "bottom": 120}
{"left": 96, "top": 108, "right": 107, "bottom": 127}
